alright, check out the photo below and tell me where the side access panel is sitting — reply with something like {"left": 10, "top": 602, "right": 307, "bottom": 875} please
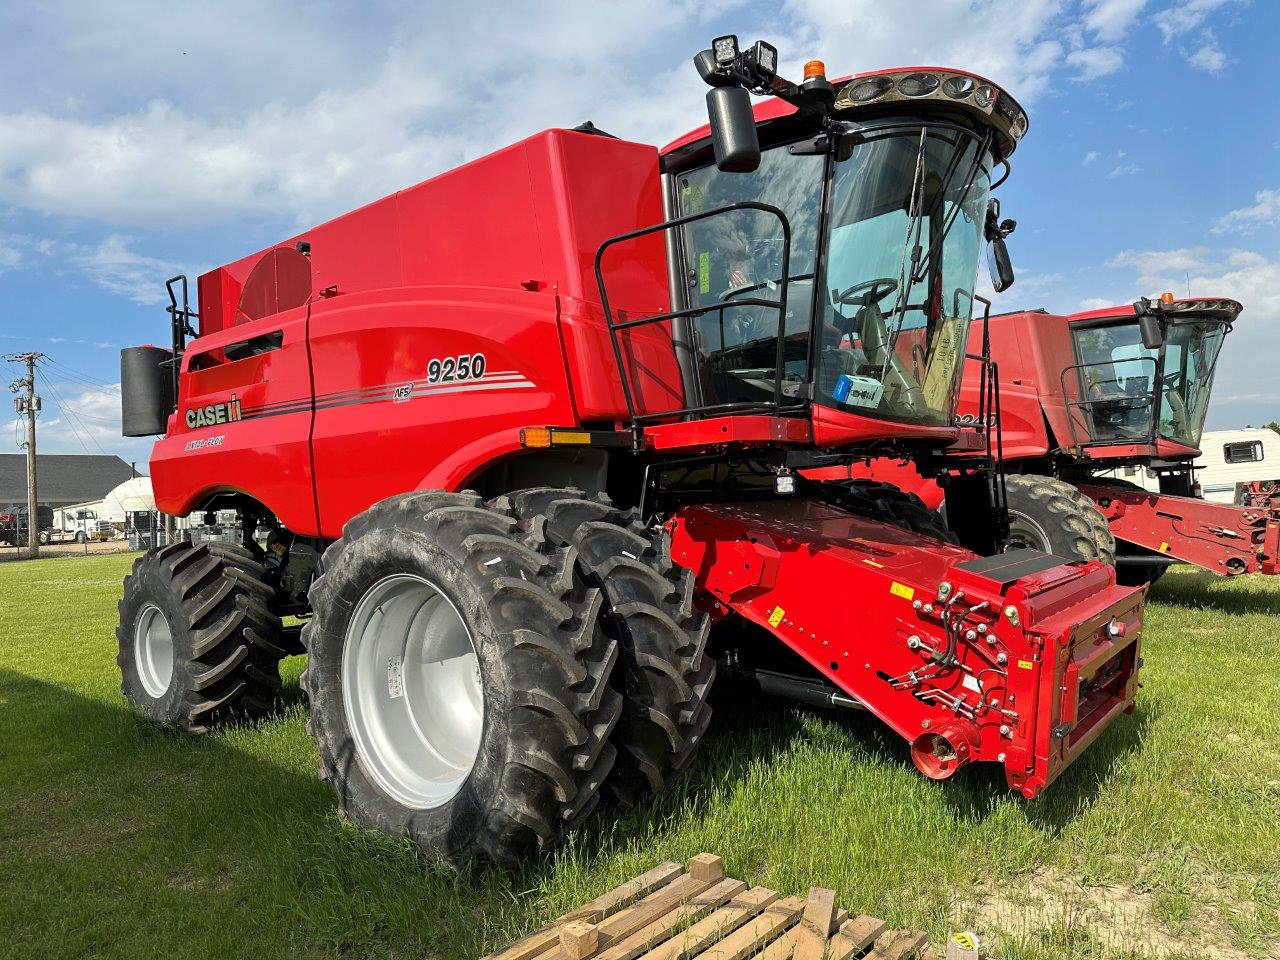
{"left": 150, "top": 304, "right": 318, "bottom": 534}
{"left": 307, "top": 287, "right": 578, "bottom": 538}
{"left": 954, "top": 312, "right": 1052, "bottom": 460}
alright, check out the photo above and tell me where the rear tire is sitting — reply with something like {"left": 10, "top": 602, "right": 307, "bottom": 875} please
{"left": 1002, "top": 475, "right": 1115, "bottom": 565}
{"left": 116, "top": 541, "right": 285, "bottom": 732}
{"left": 506, "top": 489, "right": 715, "bottom": 806}
{"left": 821, "top": 479, "right": 957, "bottom": 543}
{"left": 301, "top": 491, "right": 621, "bottom": 866}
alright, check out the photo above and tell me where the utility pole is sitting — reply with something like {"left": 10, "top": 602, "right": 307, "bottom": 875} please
{"left": 7, "top": 352, "right": 43, "bottom": 557}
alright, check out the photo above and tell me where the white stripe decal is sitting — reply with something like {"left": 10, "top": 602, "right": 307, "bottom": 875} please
{"left": 422, "top": 379, "right": 535, "bottom": 396}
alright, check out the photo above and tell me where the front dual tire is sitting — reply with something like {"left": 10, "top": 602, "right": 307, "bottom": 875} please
{"left": 115, "top": 489, "right": 715, "bottom": 867}
{"left": 300, "top": 492, "right": 626, "bottom": 866}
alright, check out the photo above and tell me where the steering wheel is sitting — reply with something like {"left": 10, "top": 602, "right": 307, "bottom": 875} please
{"left": 837, "top": 278, "right": 898, "bottom": 309}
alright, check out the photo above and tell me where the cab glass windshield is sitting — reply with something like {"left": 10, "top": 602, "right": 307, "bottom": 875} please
{"left": 676, "top": 122, "right": 992, "bottom": 427}
{"left": 818, "top": 126, "right": 990, "bottom": 425}
{"left": 1071, "top": 318, "right": 1226, "bottom": 446}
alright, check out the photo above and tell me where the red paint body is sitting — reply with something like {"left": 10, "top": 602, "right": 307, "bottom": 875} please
{"left": 146, "top": 69, "right": 1144, "bottom": 794}
{"left": 153, "top": 130, "right": 674, "bottom": 535}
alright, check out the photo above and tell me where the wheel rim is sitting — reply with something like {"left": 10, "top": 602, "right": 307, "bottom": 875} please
{"left": 1005, "top": 509, "right": 1053, "bottom": 554}
{"left": 341, "top": 573, "right": 484, "bottom": 810}
{"left": 134, "top": 603, "right": 174, "bottom": 698}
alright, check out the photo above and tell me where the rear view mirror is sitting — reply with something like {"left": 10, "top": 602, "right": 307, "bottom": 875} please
{"left": 1133, "top": 297, "right": 1165, "bottom": 349}
{"left": 987, "top": 237, "right": 1015, "bottom": 292}
{"left": 1138, "top": 311, "right": 1164, "bottom": 349}
{"left": 705, "top": 85, "right": 761, "bottom": 172}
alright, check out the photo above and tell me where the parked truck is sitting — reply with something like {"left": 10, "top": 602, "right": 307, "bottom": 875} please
{"left": 116, "top": 38, "right": 1145, "bottom": 866}
{"left": 47, "top": 504, "right": 109, "bottom": 543}
{"left": 0, "top": 504, "right": 52, "bottom": 546}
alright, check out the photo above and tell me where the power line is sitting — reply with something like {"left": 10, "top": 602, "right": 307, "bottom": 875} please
{"left": 42, "top": 378, "right": 110, "bottom": 456}
{"left": 43, "top": 355, "right": 112, "bottom": 386}
{"left": 37, "top": 356, "right": 113, "bottom": 390}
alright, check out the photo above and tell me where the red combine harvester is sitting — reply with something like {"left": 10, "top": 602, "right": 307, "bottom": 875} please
{"left": 117, "top": 38, "right": 1145, "bottom": 865}
{"left": 853, "top": 296, "right": 1278, "bottom": 584}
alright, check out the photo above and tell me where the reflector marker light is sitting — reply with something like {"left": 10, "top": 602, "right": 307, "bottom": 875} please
{"left": 521, "top": 427, "right": 552, "bottom": 448}
{"left": 519, "top": 427, "right": 630, "bottom": 448}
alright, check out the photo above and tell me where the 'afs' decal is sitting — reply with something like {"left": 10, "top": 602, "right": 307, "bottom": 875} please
{"left": 186, "top": 396, "right": 242, "bottom": 429}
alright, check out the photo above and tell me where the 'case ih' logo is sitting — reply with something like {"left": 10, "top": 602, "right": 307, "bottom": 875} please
{"left": 186, "top": 395, "right": 243, "bottom": 429}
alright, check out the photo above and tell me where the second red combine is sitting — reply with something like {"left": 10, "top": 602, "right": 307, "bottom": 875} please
{"left": 850, "top": 296, "right": 1278, "bottom": 584}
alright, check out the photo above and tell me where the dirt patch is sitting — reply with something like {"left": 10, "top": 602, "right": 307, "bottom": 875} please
{"left": 960, "top": 867, "right": 1258, "bottom": 959}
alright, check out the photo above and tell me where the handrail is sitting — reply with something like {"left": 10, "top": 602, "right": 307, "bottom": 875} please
{"left": 970, "top": 294, "right": 1008, "bottom": 548}
{"left": 594, "top": 201, "right": 793, "bottom": 426}
{"left": 1059, "top": 356, "right": 1158, "bottom": 452}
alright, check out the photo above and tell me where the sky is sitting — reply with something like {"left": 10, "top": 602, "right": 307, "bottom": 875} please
{"left": 0, "top": 0, "right": 1276, "bottom": 466}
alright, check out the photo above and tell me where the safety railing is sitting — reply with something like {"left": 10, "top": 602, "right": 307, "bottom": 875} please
{"left": 165, "top": 275, "right": 199, "bottom": 403}
{"left": 966, "top": 295, "right": 1009, "bottom": 547}
{"left": 594, "top": 201, "right": 795, "bottom": 427}
{"left": 1059, "top": 357, "right": 1158, "bottom": 451}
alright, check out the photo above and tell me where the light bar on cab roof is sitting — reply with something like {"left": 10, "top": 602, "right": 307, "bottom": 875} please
{"left": 1159, "top": 298, "right": 1241, "bottom": 319}
{"left": 833, "top": 69, "right": 1028, "bottom": 156}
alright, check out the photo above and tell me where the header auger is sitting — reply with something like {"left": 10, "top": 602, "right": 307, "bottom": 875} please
{"left": 117, "top": 36, "right": 1144, "bottom": 866}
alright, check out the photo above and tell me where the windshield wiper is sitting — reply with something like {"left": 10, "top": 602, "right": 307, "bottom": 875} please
{"left": 909, "top": 127, "right": 994, "bottom": 286}
{"left": 878, "top": 129, "right": 929, "bottom": 382}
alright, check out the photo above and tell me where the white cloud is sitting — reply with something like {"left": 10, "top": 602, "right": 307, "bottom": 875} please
{"left": 0, "top": 234, "right": 27, "bottom": 271}
{"left": 1186, "top": 29, "right": 1229, "bottom": 72}
{"left": 1083, "top": 150, "right": 1102, "bottom": 164}
{"left": 66, "top": 235, "right": 181, "bottom": 306}
{"left": 0, "top": 232, "right": 185, "bottom": 306}
{"left": 1212, "top": 188, "right": 1280, "bottom": 234}
{"left": 1109, "top": 246, "right": 1210, "bottom": 275}
{"left": 1151, "top": 0, "right": 1240, "bottom": 41}
{"left": 31, "top": 381, "right": 152, "bottom": 463}
{"left": 1079, "top": 296, "right": 1115, "bottom": 310}
{"left": 1083, "top": 0, "right": 1149, "bottom": 41}
{"left": 1066, "top": 45, "right": 1126, "bottom": 80}
{"left": 1106, "top": 162, "right": 1141, "bottom": 178}
{"left": 0, "top": 0, "right": 1158, "bottom": 230}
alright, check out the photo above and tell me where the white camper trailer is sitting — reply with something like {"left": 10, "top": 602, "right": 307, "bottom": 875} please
{"left": 1195, "top": 428, "right": 1279, "bottom": 503}
{"left": 1101, "top": 427, "right": 1279, "bottom": 503}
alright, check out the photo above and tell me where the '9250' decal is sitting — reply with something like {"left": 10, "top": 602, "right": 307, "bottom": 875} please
{"left": 427, "top": 352, "right": 487, "bottom": 384}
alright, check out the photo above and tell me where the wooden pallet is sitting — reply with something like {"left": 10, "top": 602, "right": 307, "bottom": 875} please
{"left": 483, "top": 854, "right": 928, "bottom": 960}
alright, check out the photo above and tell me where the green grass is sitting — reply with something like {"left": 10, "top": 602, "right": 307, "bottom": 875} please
{"left": 1, "top": 554, "right": 1277, "bottom": 960}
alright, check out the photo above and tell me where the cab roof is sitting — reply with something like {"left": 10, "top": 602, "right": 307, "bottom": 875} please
{"left": 1067, "top": 297, "right": 1243, "bottom": 325}
{"left": 661, "top": 65, "right": 1024, "bottom": 161}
